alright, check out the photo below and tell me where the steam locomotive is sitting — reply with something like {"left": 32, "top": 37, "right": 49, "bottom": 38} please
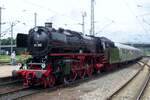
{"left": 14, "top": 23, "right": 143, "bottom": 87}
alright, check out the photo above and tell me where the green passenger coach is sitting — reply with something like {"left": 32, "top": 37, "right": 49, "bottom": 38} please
{"left": 107, "top": 43, "right": 142, "bottom": 64}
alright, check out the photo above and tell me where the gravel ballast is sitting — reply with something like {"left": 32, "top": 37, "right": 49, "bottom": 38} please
{"left": 22, "top": 60, "right": 146, "bottom": 100}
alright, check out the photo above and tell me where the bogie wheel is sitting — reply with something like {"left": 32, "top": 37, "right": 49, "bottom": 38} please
{"left": 86, "top": 66, "right": 93, "bottom": 77}
{"left": 64, "top": 71, "right": 77, "bottom": 83}
{"left": 70, "top": 71, "right": 77, "bottom": 81}
{"left": 24, "top": 73, "right": 34, "bottom": 87}
{"left": 43, "top": 78, "right": 47, "bottom": 88}
{"left": 47, "top": 74, "right": 55, "bottom": 87}
{"left": 78, "top": 69, "right": 86, "bottom": 79}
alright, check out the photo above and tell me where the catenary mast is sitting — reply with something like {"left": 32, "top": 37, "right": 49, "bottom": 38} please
{"left": 91, "top": 0, "right": 95, "bottom": 36}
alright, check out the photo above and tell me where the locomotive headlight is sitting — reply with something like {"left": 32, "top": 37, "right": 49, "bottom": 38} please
{"left": 41, "top": 63, "right": 46, "bottom": 68}
{"left": 17, "top": 63, "right": 22, "bottom": 67}
{"left": 17, "top": 63, "right": 23, "bottom": 69}
{"left": 34, "top": 27, "right": 38, "bottom": 32}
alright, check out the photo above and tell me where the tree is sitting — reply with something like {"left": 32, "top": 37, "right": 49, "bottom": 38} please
{"left": 1, "top": 38, "right": 16, "bottom": 45}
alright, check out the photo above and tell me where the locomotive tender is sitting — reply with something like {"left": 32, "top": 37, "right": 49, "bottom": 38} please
{"left": 15, "top": 23, "right": 143, "bottom": 87}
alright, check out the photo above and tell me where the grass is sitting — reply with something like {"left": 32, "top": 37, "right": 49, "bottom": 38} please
{"left": 0, "top": 55, "right": 31, "bottom": 63}
{"left": 1, "top": 50, "right": 150, "bottom": 63}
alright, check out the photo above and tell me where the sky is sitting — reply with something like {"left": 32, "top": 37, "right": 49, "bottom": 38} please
{"left": 0, "top": 0, "right": 150, "bottom": 43}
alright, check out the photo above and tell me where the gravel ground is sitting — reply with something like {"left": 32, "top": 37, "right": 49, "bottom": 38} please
{"left": 0, "top": 65, "right": 17, "bottom": 78}
{"left": 111, "top": 64, "right": 150, "bottom": 100}
{"left": 80, "top": 63, "right": 143, "bottom": 100}
{"left": 141, "top": 80, "right": 150, "bottom": 100}
{"left": 141, "top": 69, "right": 150, "bottom": 100}
{"left": 22, "top": 61, "right": 144, "bottom": 100}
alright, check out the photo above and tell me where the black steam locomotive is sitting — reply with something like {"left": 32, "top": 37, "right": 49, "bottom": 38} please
{"left": 17, "top": 23, "right": 114, "bottom": 58}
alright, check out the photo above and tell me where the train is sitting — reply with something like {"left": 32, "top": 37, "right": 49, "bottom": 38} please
{"left": 13, "top": 22, "right": 143, "bottom": 88}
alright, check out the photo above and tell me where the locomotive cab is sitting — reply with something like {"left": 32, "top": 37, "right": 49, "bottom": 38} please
{"left": 16, "top": 33, "right": 28, "bottom": 48}
{"left": 99, "top": 37, "right": 115, "bottom": 53}
{"left": 99, "top": 37, "right": 115, "bottom": 61}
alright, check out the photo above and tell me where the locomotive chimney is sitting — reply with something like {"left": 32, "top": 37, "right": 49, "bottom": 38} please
{"left": 45, "top": 22, "right": 52, "bottom": 28}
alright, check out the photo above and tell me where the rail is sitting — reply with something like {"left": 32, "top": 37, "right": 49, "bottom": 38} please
{"left": 107, "top": 59, "right": 149, "bottom": 100}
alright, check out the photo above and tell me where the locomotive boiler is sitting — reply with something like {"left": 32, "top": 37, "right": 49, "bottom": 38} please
{"left": 17, "top": 23, "right": 106, "bottom": 58}
{"left": 14, "top": 22, "right": 143, "bottom": 88}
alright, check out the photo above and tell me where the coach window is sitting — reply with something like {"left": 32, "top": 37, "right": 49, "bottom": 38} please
{"left": 102, "top": 42, "right": 106, "bottom": 50}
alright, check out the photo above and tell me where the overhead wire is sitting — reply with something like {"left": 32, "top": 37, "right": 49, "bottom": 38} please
{"left": 95, "top": 20, "right": 114, "bottom": 35}
{"left": 21, "top": 0, "right": 81, "bottom": 23}
{"left": 133, "top": 0, "right": 150, "bottom": 40}
{"left": 1, "top": 21, "right": 28, "bottom": 38}
{"left": 121, "top": 0, "right": 148, "bottom": 34}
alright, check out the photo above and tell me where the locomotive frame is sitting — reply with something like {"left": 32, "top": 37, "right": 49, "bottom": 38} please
{"left": 16, "top": 53, "right": 107, "bottom": 87}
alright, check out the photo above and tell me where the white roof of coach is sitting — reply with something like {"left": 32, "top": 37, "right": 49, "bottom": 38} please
{"left": 115, "top": 43, "right": 140, "bottom": 51}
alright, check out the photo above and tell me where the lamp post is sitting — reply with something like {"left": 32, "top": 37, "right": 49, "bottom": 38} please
{"left": 91, "top": 0, "right": 95, "bottom": 36}
{"left": 10, "top": 21, "right": 20, "bottom": 54}
{"left": 34, "top": 12, "right": 37, "bottom": 27}
{"left": 0, "top": 7, "right": 5, "bottom": 54}
{"left": 78, "top": 12, "right": 87, "bottom": 35}
{"left": 0, "top": 7, "right": 1, "bottom": 54}
{"left": 82, "top": 12, "right": 86, "bottom": 35}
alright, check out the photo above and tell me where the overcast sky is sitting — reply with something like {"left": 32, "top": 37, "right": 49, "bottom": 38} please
{"left": 0, "top": 0, "right": 150, "bottom": 43}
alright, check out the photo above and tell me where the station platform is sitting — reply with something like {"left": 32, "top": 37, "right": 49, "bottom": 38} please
{"left": 0, "top": 65, "right": 18, "bottom": 78}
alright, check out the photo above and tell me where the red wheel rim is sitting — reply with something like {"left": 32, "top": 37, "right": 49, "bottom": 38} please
{"left": 41, "top": 76, "right": 47, "bottom": 88}
{"left": 47, "top": 75, "right": 55, "bottom": 87}
{"left": 24, "top": 73, "right": 33, "bottom": 86}
{"left": 87, "top": 66, "right": 93, "bottom": 77}
{"left": 64, "top": 71, "right": 77, "bottom": 82}
{"left": 78, "top": 70, "right": 85, "bottom": 79}
{"left": 70, "top": 71, "right": 77, "bottom": 81}
{"left": 43, "top": 78, "right": 47, "bottom": 88}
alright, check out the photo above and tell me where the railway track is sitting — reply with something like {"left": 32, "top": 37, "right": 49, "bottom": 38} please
{"left": 0, "top": 72, "right": 105, "bottom": 100}
{"left": 0, "top": 58, "right": 147, "bottom": 100}
{"left": 107, "top": 60, "right": 150, "bottom": 100}
{"left": 0, "top": 86, "right": 42, "bottom": 100}
{"left": 136, "top": 71, "right": 150, "bottom": 100}
{"left": 0, "top": 76, "right": 22, "bottom": 86}
{"left": 140, "top": 72, "right": 150, "bottom": 99}
{"left": 17, "top": 59, "right": 150, "bottom": 99}
{"left": 0, "top": 64, "right": 134, "bottom": 99}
